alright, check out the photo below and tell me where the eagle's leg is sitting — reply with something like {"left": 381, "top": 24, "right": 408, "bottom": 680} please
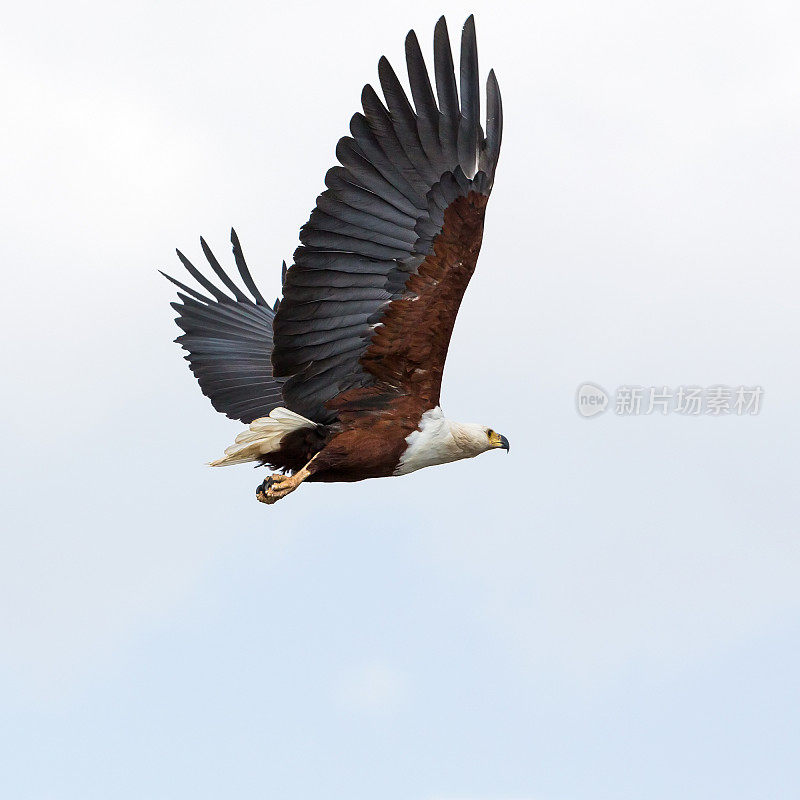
{"left": 256, "top": 455, "right": 318, "bottom": 505}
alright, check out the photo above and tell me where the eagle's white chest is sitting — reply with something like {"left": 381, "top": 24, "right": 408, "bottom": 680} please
{"left": 393, "top": 407, "right": 483, "bottom": 476}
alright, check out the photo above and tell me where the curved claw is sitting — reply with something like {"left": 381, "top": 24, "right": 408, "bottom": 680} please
{"left": 256, "top": 472, "right": 297, "bottom": 505}
{"left": 255, "top": 456, "right": 317, "bottom": 506}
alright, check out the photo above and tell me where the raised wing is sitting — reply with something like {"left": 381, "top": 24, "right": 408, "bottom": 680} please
{"left": 272, "top": 15, "right": 502, "bottom": 422}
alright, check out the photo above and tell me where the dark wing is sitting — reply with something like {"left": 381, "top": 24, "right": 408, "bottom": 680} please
{"left": 272, "top": 15, "right": 502, "bottom": 422}
{"left": 163, "top": 230, "right": 286, "bottom": 424}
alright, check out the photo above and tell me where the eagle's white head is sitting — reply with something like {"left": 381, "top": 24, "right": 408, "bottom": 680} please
{"left": 451, "top": 421, "right": 511, "bottom": 457}
{"left": 393, "top": 407, "right": 509, "bottom": 476}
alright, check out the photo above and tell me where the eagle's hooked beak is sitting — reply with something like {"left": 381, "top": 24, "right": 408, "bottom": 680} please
{"left": 489, "top": 430, "right": 510, "bottom": 453}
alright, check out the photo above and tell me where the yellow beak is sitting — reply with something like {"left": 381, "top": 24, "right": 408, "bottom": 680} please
{"left": 489, "top": 431, "right": 510, "bottom": 452}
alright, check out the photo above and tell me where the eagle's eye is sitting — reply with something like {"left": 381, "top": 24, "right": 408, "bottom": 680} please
{"left": 486, "top": 429, "right": 494, "bottom": 439}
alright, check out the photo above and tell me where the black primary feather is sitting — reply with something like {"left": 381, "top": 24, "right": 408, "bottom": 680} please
{"left": 457, "top": 15, "right": 480, "bottom": 178}
{"left": 163, "top": 235, "right": 286, "bottom": 424}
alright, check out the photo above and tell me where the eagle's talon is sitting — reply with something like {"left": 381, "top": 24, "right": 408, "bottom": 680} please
{"left": 256, "top": 472, "right": 300, "bottom": 505}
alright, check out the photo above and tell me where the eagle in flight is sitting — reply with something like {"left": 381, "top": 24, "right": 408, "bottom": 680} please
{"left": 164, "top": 15, "right": 507, "bottom": 505}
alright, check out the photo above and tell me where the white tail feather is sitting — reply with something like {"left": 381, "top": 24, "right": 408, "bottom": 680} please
{"left": 208, "top": 407, "right": 316, "bottom": 467}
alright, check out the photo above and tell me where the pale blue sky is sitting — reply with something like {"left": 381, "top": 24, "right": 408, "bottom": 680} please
{"left": 1, "top": 1, "right": 799, "bottom": 798}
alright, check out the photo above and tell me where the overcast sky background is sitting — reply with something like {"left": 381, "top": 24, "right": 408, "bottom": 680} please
{"left": 1, "top": 1, "right": 799, "bottom": 798}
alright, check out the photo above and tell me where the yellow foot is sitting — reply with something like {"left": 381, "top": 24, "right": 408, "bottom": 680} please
{"left": 255, "top": 454, "right": 318, "bottom": 506}
{"left": 256, "top": 473, "right": 301, "bottom": 505}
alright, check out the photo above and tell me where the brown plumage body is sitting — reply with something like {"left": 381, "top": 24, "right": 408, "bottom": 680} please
{"left": 267, "top": 192, "right": 488, "bottom": 482}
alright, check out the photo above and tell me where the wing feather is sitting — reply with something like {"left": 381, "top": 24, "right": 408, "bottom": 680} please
{"left": 164, "top": 235, "right": 286, "bottom": 423}
{"left": 457, "top": 15, "right": 481, "bottom": 178}
{"left": 163, "top": 16, "right": 503, "bottom": 426}
{"left": 272, "top": 15, "right": 502, "bottom": 422}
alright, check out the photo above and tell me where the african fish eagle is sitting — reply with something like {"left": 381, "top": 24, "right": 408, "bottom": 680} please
{"left": 163, "top": 15, "right": 508, "bottom": 505}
